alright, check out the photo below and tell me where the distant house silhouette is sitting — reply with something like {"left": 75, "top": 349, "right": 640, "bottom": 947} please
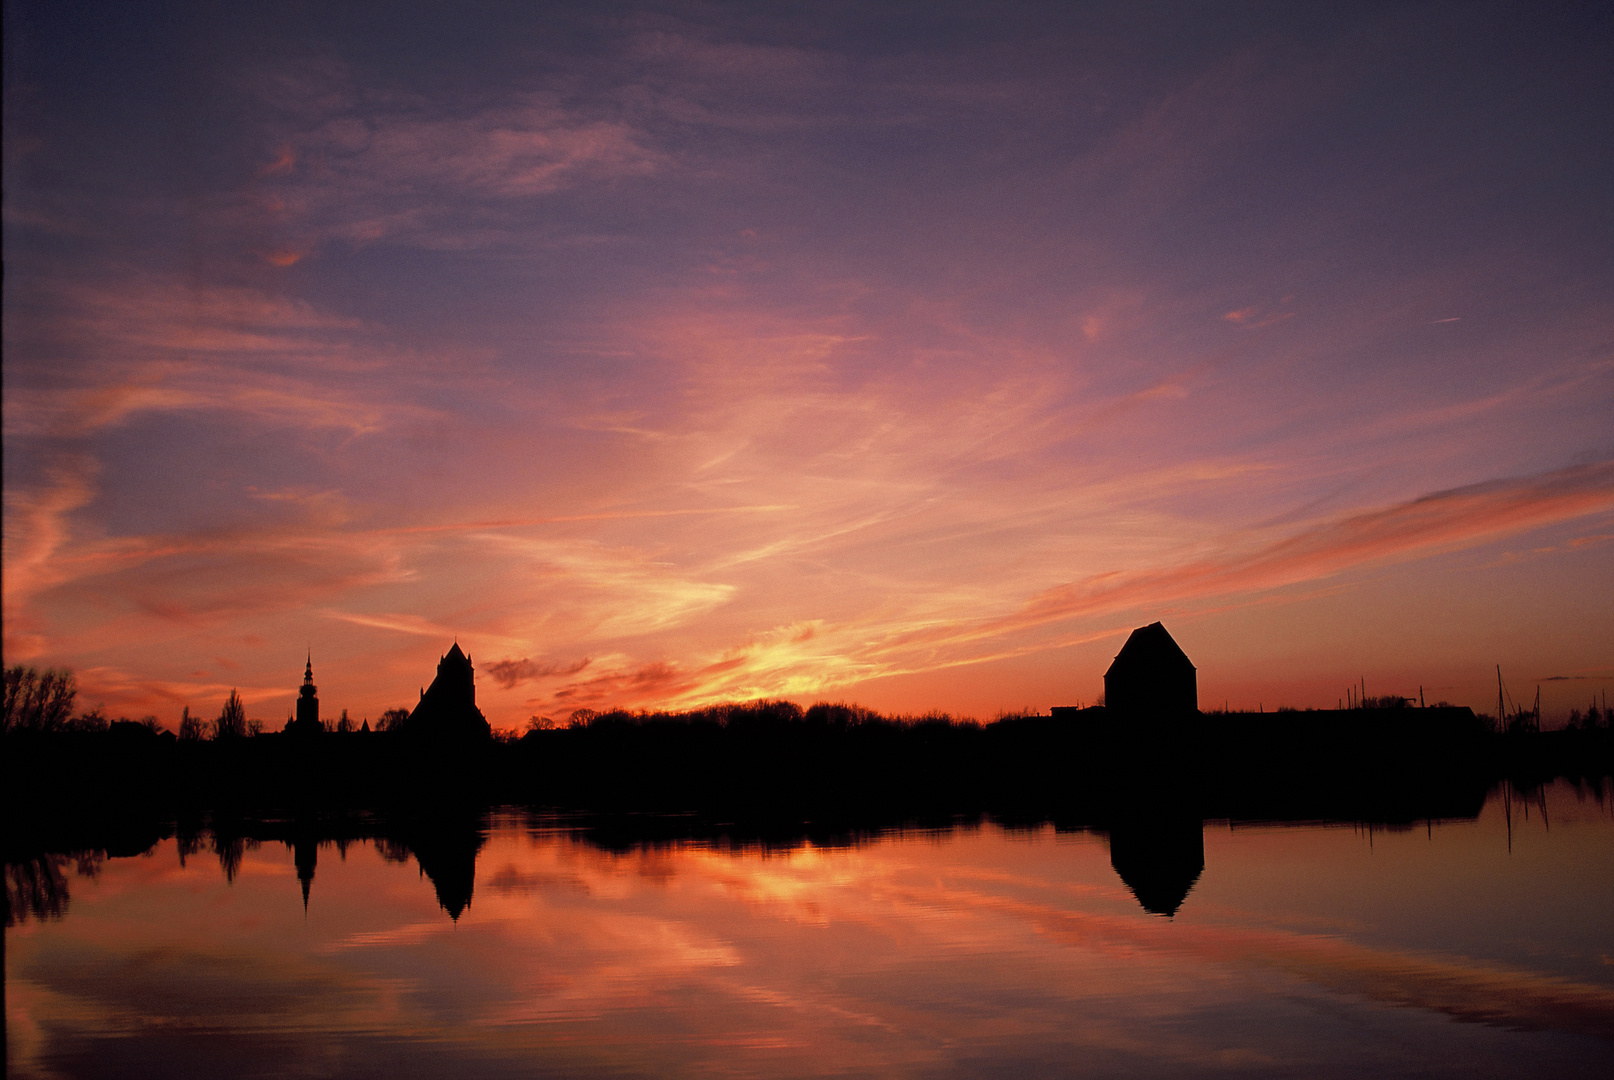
{"left": 287, "top": 653, "right": 324, "bottom": 736}
{"left": 1104, "top": 622, "right": 1198, "bottom": 720}
{"left": 405, "top": 642, "right": 491, "bottom": 742}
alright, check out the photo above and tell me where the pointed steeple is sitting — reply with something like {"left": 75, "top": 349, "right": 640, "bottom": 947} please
{"left": 294, "top": 650, "right": 320, "bottom": 731}
{"left": 299, "top": 654, "right": 318, "bottom": 700}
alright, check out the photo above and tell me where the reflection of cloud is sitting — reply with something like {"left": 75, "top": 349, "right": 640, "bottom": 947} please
{"left": 1016, "top": 897, "right": 1614, "bottom": 1042}
{"left": 550, "top": 827, "right": 1614, "bottom": 1045}
{"left": 13, "top": 816, "right": 1611, "bottom": 1080}
{"left": 482, "top": 863, "right": 591, "bottom": 896}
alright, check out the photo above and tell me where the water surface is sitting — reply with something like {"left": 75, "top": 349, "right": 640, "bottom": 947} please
{"left": 7, "top": 781, "right": 1612, "bottom": 1078}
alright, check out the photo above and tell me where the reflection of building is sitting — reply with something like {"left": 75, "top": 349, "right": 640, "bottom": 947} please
{"left": 293, "top": 836, "right": 317, "bottom": 911}
{"left": 409, "top": 824, "right": 484, "bottom": 920}
{"left": 1107, "top": 813, "right": 1204, "bottom": 917}
{"left": 1104, "top": 622, "right": 1198, "bottom": 720}
{"left": 406, "top": 642, "right": 491, "bottom": 742}
{"left": 289, "top": 653, "right": 323, "bottom": 736}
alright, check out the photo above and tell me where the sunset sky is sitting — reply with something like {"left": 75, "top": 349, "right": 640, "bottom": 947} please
{"left": 4, "top": 1, "right": 1611, "bottom": 730}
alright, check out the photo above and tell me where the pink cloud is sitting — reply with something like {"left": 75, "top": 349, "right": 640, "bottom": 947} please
{"left": 484, "top": 656, "right": 593, "bottom": 690}
{"left": 940, "top": 460, "right": 1614, "bottom": 649}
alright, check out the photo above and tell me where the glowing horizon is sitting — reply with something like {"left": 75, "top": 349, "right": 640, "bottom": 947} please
{"left": 4, "top": 2, "right": 1611, "bottom": 731}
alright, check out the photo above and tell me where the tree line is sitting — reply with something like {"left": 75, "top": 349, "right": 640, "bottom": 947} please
{"left": 2, "top": 665, "right": 419, "bottom": 741}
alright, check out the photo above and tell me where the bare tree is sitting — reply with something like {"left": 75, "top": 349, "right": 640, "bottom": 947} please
{"left": 178, "top": 705, "right": 209, "bottom": 741}
{"left": 2, "top": 667, "right": 79, "bottom": 734}
{"left": 214, "top": 690, "right": 247, "bottom": 739}
{"left": 69, "top": 707, "right": 108, "bottom": 732}
{"left": 375, "top": 707, "right": 410, "bottom": 732}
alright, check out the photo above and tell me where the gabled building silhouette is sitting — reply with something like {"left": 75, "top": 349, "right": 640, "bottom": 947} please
{"left": 1104, "top": 622, "right": 1198, "bottom": 720}
{"left": 405, "top": 642, "right": 491, "bottom": 743}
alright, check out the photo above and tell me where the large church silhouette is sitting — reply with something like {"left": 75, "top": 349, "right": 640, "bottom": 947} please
{"left": 405, "top": 642, "right": 491, "bottom": 742}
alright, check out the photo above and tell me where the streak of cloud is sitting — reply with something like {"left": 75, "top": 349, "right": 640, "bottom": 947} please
{"left": 896, "top": 461, "right": 1614, "bottom": 656}
{"left": 484, "top": 656, "right": 593, "bottom": 689}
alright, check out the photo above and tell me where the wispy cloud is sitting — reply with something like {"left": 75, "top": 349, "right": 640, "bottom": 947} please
{"left": 3, "top": 279, "right": 434, "bottom": 439}
{"left": 320, "top": 610, "right": 455, "bottom": 638}
{"left": 484, "top": 656, "right": 593, "bottom": 690}
{"left": 512, "top": 461, "right": 1614, "bottom": 712}
{"left": 1, "top": 457, "right": 98, "bottom": 658}
{"left": 255, "top": 82, "right": 665, "bottom": 251}
{"left": 893, "top": 461, "right": 1614, "bottom": 655}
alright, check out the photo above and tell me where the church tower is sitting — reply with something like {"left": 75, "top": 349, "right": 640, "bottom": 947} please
{"left": 404, "top": 641, "right": 491, "bottom": 743}
{"left": 292, "top": 651, "right": 321, "bottom": 734}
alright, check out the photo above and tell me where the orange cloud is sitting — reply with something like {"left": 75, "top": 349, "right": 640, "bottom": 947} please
{"left": 1, "top": 457, "right": 98, "bottom": 657}
{"left": 320, "top": 610, "right": 458, "bottom": 638}
{"left": 1222, "top": 304, "right": 1293, "bottom": 328}
{"left": 2, "top": 280, "right": 425, "bottom": 439}
{"left": 906, "top": 460, "right": 1614, "bottom": 654}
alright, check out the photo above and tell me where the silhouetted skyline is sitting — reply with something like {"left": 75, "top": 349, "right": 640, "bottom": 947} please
{"left": 4, "top": 1, "right": 1611, "bottom": 730}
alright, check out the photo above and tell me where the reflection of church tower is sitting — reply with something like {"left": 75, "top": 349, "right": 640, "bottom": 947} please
{"left": 293, "top": 837, "right": 318, "bottom": 912}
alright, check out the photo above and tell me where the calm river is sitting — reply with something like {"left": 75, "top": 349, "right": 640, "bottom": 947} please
{"left": 7, "top": 780, "right": 1612, "bottom": 1078}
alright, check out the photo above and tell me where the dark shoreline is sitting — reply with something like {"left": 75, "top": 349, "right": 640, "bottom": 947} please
{"left": 6, "top": 706, "right": 1609, "bottom": 858}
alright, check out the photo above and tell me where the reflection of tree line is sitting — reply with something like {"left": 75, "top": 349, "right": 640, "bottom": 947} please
{"left": 3, "top": 852, "right": 96, "bottom": 927}
{"left": 4, "top": 812, "right": 486, "bottom": 927}
{"left": 8, "top": 774, "right": 1609, "bottom": 925}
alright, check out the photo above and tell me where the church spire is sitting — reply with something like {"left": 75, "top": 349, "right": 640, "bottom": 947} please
{"left": 294, "top": 650, "right": 320, "bottom": 732}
